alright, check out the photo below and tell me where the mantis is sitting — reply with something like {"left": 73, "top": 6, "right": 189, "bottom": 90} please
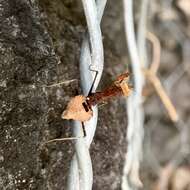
{"left": 47, "top": 72, "right": 132, "bottom": 143}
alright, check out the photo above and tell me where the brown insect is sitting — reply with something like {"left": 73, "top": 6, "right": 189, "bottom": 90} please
{"left": 45, "top": 72, "right": 132, "bottom": 143}
{"left": 61, "top": 72, "right": 132, "bottom": 138}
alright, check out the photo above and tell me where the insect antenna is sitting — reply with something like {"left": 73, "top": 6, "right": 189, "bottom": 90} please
{"left": 44, "top": 136, "right": 82, "bottom": 144}
{"left": 44, "top": 79, "right": 78, "bottom": 88}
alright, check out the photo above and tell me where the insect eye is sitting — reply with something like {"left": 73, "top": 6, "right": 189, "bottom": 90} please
{"left": 82, "top": 102, "right": 89, "bottom": 112}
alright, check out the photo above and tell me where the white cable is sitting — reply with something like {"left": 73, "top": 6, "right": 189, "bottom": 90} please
{"left": 67, "top": 1, "right": 106, "bottom": 190}
{"left": 137, "top": 0, "right": 149, "bottom": 68}
{"left": 122, "top": 0, "right": 147, "bottom": 189}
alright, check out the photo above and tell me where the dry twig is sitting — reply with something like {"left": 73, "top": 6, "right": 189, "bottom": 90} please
{"left": 144, "top": 32, "right": 179, "bottom": 122}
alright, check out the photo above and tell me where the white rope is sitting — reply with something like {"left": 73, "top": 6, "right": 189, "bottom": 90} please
{"left": 67, "top": 1, "right": 107, "bottom": 190}
{"left": 137, "top": 0, "right": 149, "bottom": 69}
{"left": 122, "top": 0, "right": 148, "bottom": 189}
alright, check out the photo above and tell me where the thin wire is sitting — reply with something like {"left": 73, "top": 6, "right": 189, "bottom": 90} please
{"left": 67, "top": 1, "right": 107, "bottom": 190}
{"left": 122, "top": 0, "right": 148, "bottom": 189}
{"left": 137, "top": 0, "right": 149, "bottom": 69}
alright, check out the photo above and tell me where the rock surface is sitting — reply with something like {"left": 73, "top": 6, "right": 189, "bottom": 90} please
{"left": 0, "top": 0, "right": 127, "bottom": 189}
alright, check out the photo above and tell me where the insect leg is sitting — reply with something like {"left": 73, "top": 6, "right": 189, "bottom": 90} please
{"left": 88, "top": 68, "right": 99, "bottom": 96}
{"left": 82, "top": 122, "right": 87, "bottom": 137}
